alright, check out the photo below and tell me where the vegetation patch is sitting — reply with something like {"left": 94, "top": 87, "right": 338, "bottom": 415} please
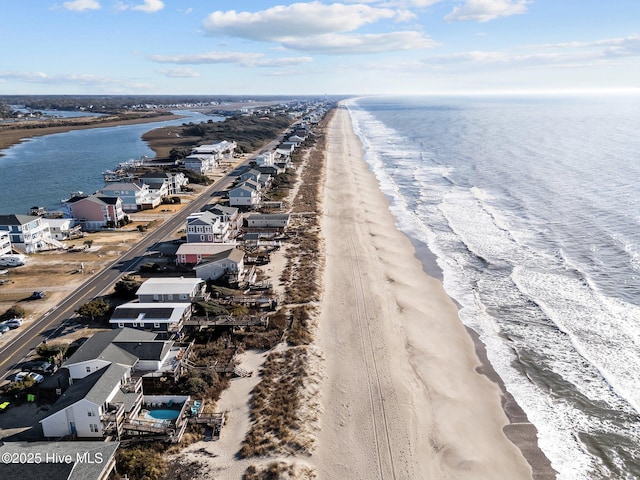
{"left": 240, "top": 346, "right": 323, "bottom": 458}
{"left": 243, "top": 461, "right": 317, "bottom": 480}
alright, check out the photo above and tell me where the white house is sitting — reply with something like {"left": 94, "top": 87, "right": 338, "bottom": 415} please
{"left": 193, "top": 248, "right": 245, "bottom": 282}
{"left": 138, "top": 171, "right": 188, "bottom": 195}
{"left": 183, "top": 154, "right": 216, "bottom": 174}
{"left": 99, "top": 182, "right": 158, "bottom": 212}
{"left": 0, "top": 231, "right": 11, "bottom": 256}
{"left": 136, "top": 277, "right": 207, "bottom": 303}
{"left": 254, "top": 151, "right": 274, "bottom": 166}
{"left": 46, "top": 217, "right": 83, "bottom": 240}
{"left": 63, "top": 328, "right": 170, "bottom": 380}
{"left": 0, "top": 214, "right": 62, "bottom": 253}
{"left": 40, "top": 362, "right": 140, "bottom": 438}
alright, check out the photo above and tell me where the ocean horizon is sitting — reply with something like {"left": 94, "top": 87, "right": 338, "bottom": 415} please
{"left": 346, "top": 94, "right": 640, "bottom": 479}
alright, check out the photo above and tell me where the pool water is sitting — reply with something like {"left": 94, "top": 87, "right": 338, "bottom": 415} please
{"left": 146, "top": 409, "right": 179, "bottom": 420}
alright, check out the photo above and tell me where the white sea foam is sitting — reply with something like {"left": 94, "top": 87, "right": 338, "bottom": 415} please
{"left": 346, "top": 96, "right": 640, "bottom": 479}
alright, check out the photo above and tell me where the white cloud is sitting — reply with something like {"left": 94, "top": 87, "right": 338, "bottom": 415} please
{"left": 158, "top": 67, "right": 200, "bottom": 78}
{"left": 132, "top": 0, "right": 164, "bottom": 13}
{"left": 445, "top": 0, "right": 529, "bottom": 23}
{"left": 150, "top": 51, "right": 313, "bottom": 68}
{"left": 117, "top": 0, "right": 164, "bottom": 13}
{"left": 282, "top": 31, "right": 437, "bottom": 54}
{"left": 62, "top": 0, "right": 101, "bottom": 12}
{"left": 202, "top": 2, "right": 398, "bottom": 41}
{"left": 0, "top": 71, "right": 151, "bottom": 91}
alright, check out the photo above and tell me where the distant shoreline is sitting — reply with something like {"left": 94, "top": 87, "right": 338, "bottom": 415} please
{"left": 0, "top": 113, "right": 184, "bottom": 156}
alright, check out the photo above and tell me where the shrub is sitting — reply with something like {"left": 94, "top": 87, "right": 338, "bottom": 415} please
{"left": 116, "top": 447, "right": 167, "bottom": 480}
{"left": 76, "top": 298, "right": 111, "bottom": 320}
{"left": 1, "top": 305, "right": 27, "bottom": 321}
{"left": 36, "top": 342, "right": 68, "bottom": 359}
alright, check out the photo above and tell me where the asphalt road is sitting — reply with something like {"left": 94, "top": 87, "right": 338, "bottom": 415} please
{"left": 0, "top": 161, "right": 246, "bottom": 381}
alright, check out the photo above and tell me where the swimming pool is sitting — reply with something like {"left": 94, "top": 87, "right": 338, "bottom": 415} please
{"left": 146, "top": 409, "right": 179, "bottom": 420}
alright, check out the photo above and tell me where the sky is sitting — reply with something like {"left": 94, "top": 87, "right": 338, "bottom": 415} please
{"left": 1, "top": 0, "right": 640, "bottom": 95}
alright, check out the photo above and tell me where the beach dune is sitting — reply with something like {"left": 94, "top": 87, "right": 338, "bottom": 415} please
{"left": 314, "top": 105, "right": 535, "bottom": 479}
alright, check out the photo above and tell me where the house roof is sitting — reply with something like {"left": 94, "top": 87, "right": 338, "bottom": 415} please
{"left": 139, "top": 171, "right": 172, "bottom": 180}
{"left": 187, "top": 211, "right": 220, "bottom": 226}
{"left": 206, "top": 204, "right": 238, "bottom": 217}
{"left": 0, "top": 214, "right": 39, "bottom": 226}
{"left": 0, "top": 441, "right": 119, "bottom": 480}
{"left": 114, "top": 340, "right": 173, "bottom": 362}
{"left": 111, "top": 303, "right": 192, "bottom": 323}
{"left": 196, "top": 247, "right": 244, "bottom": 266}
{"left": 100, "top": 182, "right": 145, "bottom": 192}
{"left": 136, "top": 277, "right": 205, "bottom": 296}
{"left": 64, "top": 328, "right": 157, "bottom": 366}
{"left": 247, "top": 213, "right": 290, "bottom": 221}
{"left": 229, "top": 185, "right": 255, "bottom": 195}
{"left": 176, "top": 243, "right": 236, "bottom": 256}
{"left": 41, "top": 364, "right": 126, "bottom": 417}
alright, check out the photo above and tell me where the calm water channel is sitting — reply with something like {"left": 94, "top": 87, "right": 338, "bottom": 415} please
{"left": 0, "top": 110, "right": 214, "bottom": 215}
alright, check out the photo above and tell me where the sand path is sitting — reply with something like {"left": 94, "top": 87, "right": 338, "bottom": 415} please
{"left": 313, "top": 105, "right": 533, "bottom": 479}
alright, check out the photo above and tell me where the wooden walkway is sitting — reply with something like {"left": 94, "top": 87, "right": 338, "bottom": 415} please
{"left": 185, "top": 314, "right": 269, "bottom": 329}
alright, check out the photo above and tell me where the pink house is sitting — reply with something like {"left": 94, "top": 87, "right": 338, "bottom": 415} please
{"left": 66, "top": 195, "right": 126, "bottom": 231}
{"left": 175, "top": 243, "right": 237, "bottom": 265}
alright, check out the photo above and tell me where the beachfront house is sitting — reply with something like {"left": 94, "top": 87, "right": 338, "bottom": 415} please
{"left": 135, "top": 277, "right": 207, "bottom": 303}
{"left": 0, "top": 231, "right": 11, "bottom": 256}
{"left": 64, "top": 194, "right": 126, "bottom": 231}
{"left": 185, "top": 211, "right": 230, "bottom": 243}
{"left": 40, "top": 362, "right": 140, "bottom": 439}
{"left": 98, "top": 182, "right": 159, "bottom": 212}
{"left": 245, "top": 213, "right": 290, "bottom": 229}
{"left": 0, "top": 214, "right": 62, "bottom": 253}
{"left": 193, "top": 247, "right": 245, "bottom": 282}
{"left": 175, "top": 243, "right": 237, "bottom": 265}
{"left": 109, "top": 302, "right": 193, "bottom": 334}
{"left": 229, "top": 184, "right": 260, "bottom": 207}
{"left": 63, "top": 328, "right": 175, "bottom": 380}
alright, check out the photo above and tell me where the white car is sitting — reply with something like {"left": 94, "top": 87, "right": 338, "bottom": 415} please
{"left": 27, "top": 372, "right": 44, "bottom": 383}
{"left": 2, "top": 318, "right": 23, "bottom": 329}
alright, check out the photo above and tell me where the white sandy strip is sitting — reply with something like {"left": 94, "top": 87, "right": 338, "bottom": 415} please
{"left": 174, "top": 350, "right": 266, "bottom": 478}
{"left": 312, "top": 105, "right": 533, "bottom": 479}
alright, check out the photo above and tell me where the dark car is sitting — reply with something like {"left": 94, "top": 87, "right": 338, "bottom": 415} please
{"left": 21, "top": 360, "right": 57, "bottom": 375}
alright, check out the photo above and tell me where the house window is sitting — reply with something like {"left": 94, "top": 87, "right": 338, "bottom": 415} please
{"left": 154, "top": 322, "right": 160, "bottom": 328}
{"left": 200, "top": 235, "right": 205, "bottom": 241}
{"left": 86, "top": 366, "right": 91, "bottom": 373}
{"left": 88, "top": 409, "right": 95, "bottom": 417}
{"left": 118, "top": 322, "right": 124, "bottom": 328}
{"left": 90, "top": 424, "right": 99, "bottom": 433}
{"left": 132, "top": 322, "right": 137, "bottom": 327}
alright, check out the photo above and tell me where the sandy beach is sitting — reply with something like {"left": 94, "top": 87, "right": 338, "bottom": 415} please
{"left": 313, "top": 104, "right": 549, "bottom": 479}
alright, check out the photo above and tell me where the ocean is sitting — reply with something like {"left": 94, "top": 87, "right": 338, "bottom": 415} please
{"left": 0, "top": 110, "right": 214, "bottom": 215}
{"left": 345, "top": 95, "right": 640, "bottom": 480}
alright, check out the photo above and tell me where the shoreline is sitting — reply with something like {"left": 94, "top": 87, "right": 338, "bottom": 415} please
{"left": 0, "top": 113, "right": 183, "bottom": 156}
{"left": 314, "top": 104, "right": 556, "bottom": 478}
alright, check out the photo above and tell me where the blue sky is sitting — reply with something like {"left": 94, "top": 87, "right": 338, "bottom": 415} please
{"left": 1, "top": 1, "right": 639, "bottom": 95}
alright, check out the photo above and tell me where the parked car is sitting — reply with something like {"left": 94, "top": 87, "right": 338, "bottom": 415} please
{"left": 12, "top": 372, "right": 30, "bottom": 382}
{"left": 2, "top": 318, "right": 23, "bottom": 329}
{"left": 30, "top": 291, "right": 46, "bottom": 300}
{"left": 22, "top": 360, "right": 57, "bottom": 375}
{"left": 0, "top": 325, "right": 10, "bottom": 333}
{"left": 27, "top": 372, "right": 44, "bottom": 384}
{"left": 0, "top": 401, "right": 10, "bottom": 413}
